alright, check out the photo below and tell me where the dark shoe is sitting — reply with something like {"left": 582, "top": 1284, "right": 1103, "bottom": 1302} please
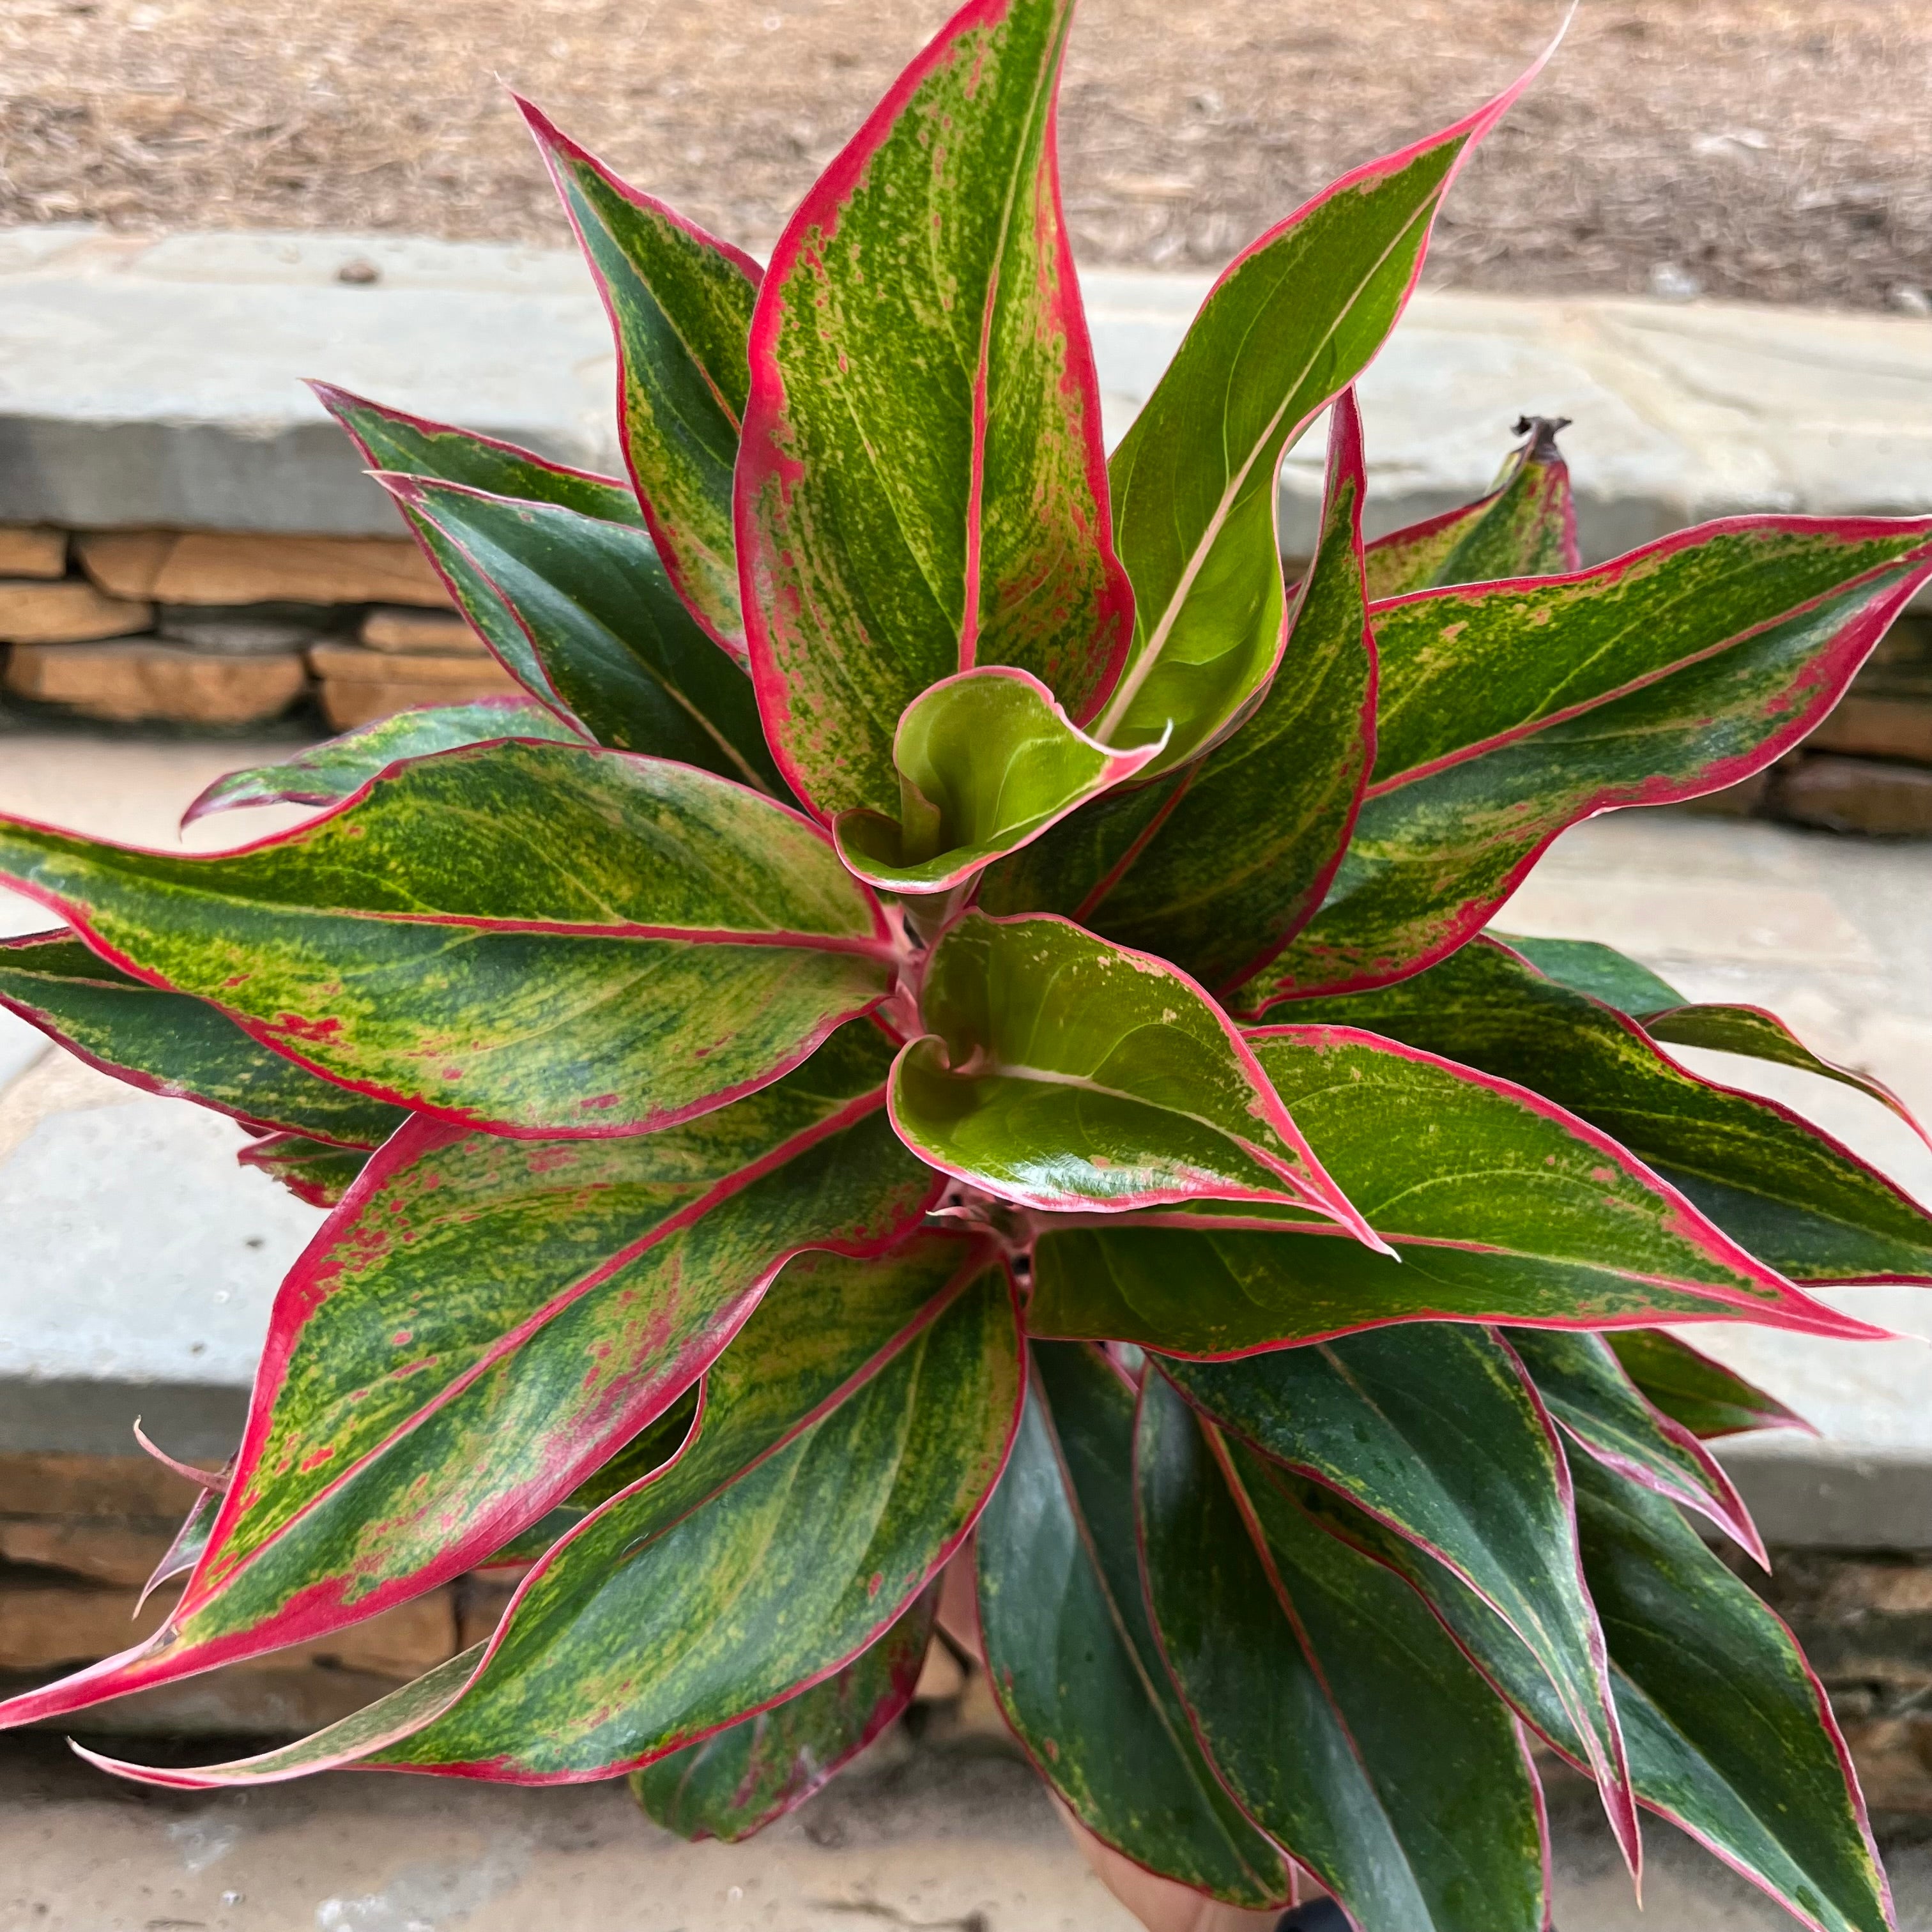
{"left": 1277, "top": 1903, "right": 1347, "bottom": 1931}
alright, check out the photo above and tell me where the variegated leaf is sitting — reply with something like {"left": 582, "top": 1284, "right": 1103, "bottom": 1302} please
{"left": 737, "top": 0, "right": 1132, "bottom": 820}
{"left": 520, "top": 99, "right": 763, "bottom": 656}
{"left": 1, "top": 1028, "right": 935, "bottom": 1735}
{"left": 0, "top": 742, "right": 890, "bottom": 1137}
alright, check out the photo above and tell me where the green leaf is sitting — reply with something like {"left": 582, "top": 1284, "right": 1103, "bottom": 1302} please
{"left": 1292, "top": 1471, "right": 1887, "bottom": 1932}
{"left": 1090, "top": 75, "right": 1538, "bottom": 776}
{"left": 378, "top": 476, "right": 792, "bottom": 799}
{"left": 1506, "top": 934, "right": 1932, "bottom": 1149}
{"left": 630, "top": 1584, "right": 939, "bottom": 1843}
{"left": 1606, "top": 1330, "right": 1810, "bottom": 1441}
{"left": 982, "top": 388, "right": 1376, "bottom": 991}
{"left": 1271, "top": 937, "right": 1932, "bottom": 1284}
{"left": 0, "top": 930, "right": 406, "bottom": 1149}
{"left": 0, "top": 1027, "right": 937, "bottom": 1736}
{"left": 834, "top": 669, "right": 1162, "bottom": 895}
{"left": 1029, "top": 1022, "right": 1873, "bottom": 1353}
{"left": 737, "top": 0, "right": 1133, "bottom": 822}
{"left": 1505, "top": 1327, "right": 1763, "bottom": 1561}
{"left": 0, "top": 741, "right": 891, "bottom": 1137}
{"left": 1574, "top": 1459, "right": 1889, "bottom": 1932}
{"left": 1640, "top": 1003, "right": 1932, "bottom": 1154}
{"left": 184, "top": 700, "right": 586, "bottom": 825}
{"left": 1160, "top": 1324, "right": 1637, "bottom": 1866}
{"left": 1135, "top": 1374, "right": 1547, "bottom": 1932}
{"left": 519, "top": 101, "right": 762, "bottom": 654}
{"left": 1241, "top": 517, "right": 1932, "bottom": 1000}
{"left": 1496, "top": 933, "right": 1682, "bottom": 1015}
{"left": 1361, "top": 415, "right": 1579, "bottom": 601}
{"left": 975, "top": 1343, "right": 1292, "bottom": 1908}
{"left": 362, "top": 1237, "right": 1019, "bottom": 1779}
{"left": 313, "top": 381, "right": 644, "bottom": 526}
{"left": 483, "top": 1387, "right": 702, "bottom": 1570}
{"left": 889, "top": 910, "right": 1372, "bottom": 1234}
{"left": 236, "top": 1131, "right": 371, "bottom": 1208}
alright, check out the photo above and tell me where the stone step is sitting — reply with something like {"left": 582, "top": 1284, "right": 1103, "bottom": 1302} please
{"left": 2, "top": 1728, "right": 1925, "bottom": 1932}
{"left": 3, "top": 227, "right": 1931, "bottom": 572}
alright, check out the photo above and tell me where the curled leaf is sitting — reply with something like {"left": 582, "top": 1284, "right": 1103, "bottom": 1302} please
{"left": 834, "top": 668, "right": 1163, "bottom": 894}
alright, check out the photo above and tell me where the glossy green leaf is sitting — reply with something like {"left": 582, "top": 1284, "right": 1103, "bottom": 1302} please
{"left": 1361, "top": 415, "right": 1579, "bottom": 601}
{"left": 236, "top": 1131, "right": 371, "bottom": 1209}
{"left": 1029, "top": 1022, "right": 1873, "bottom": 1354}
{"left": 483, "top": 1387, "right": 702, "bottom": 1570}
{"left": 184, "top": 700, "right": 585, "bottom": 825}
{"left": 0, "top": 741, "right": 890, "bottom": 1138}
{"left": 87, "top": 1237, "right": 1019, "bottom": 1789}
{"left": 1272, "top": 937, "right": 1932, "bottom": 1284}
{"left": 1495, "top": 933, "right": 1682, "bottom": 1016}
{"left": 1505, "top": 1326, "right": 1763, "bottom": 1561}
{"left": 1606, "top": 1330, "right": 1810, "bottom": 1441}
{"left": 362, "top": 1238, "right": 1018, "bottom": 1779}
{"left": 0, "top": 930, "right": 406, "bottom": 1149}
{"left": 1242, "top": 518, "right": 1932, "bottom": 1000}
{"left": 1574, "top": 1460, "right": 1888, "bottom": 1932}
{"left": 1641, "top": 1004, "right": 1932, "bottom": 1154}
{"left": 378, "top": 475, "right": 792, "bottom": 799}
{"left": 889, "top": 910, "right": 1371, "bottom": 1234}
{"left": 1294, "top": 1473, "right": 1886, "bottom": 1932}
{"left": 1506, "top": 935, "right": 1932, "bottom": 1149}
{"left": 737, "top": 0, "right": 1133, "bottom": 822}
{"left": 982, "top": 389, "right": 1376, "bottom": 991}
{"left": 313, "top": 381, "right": 643, "bottom": 526}
{"left": 1090, "top": 72, "right": 1540, "bottom": 776}
{"left": 630, "top": 1584, "right": 939, "bottom": 1842}
{"left": 521, "top": 100, "right": 762, "bottom": 656}
{"left": 1160, "top": 1324, "right": 1636, "bottom": 1866}
{"left": 1135, "top": 1374, "right": 1547, "bottom": 1932}
{"left": 1, "top": 1027, "right": 935, "bottom": 1736}
{"left": 975, "top": 1343, "right": 1292, "bottom": 1907}
{"left": 833, "top": 669, "right": 1162, "bottom": 895}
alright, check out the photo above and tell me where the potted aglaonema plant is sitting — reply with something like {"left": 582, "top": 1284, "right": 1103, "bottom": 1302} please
{"left": 3, "top": 3, "right": 1929, "bottom": 1928}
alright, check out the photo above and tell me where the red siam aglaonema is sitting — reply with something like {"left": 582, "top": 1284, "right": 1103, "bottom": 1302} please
{"left": 3, "top": 3, "right": 1930, "bottom": 1928}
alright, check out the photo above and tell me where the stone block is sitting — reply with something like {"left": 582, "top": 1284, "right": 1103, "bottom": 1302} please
{"left": 0, "top": 526, "right": 66, "bottom": 579}
{"left": 158, "top": 604, "right": 335, "bottom": 657}
{"left": 310, "top": 643, "right": 523, "bottom": 729}
{"left": 1778, "top": 756, "right": 1932, "bottom": 836}
{"left": 0, "top": 1579, "right": 174, "bottom": 1671}
{"left": 0, "top": 1574, "right": 457, "bottom": 1677}
{"left": 79, "top": 530, "right": 450, "bottom": 608}
{"left": 0, "top": 1518, "right": 176, "bottom": 1588}
{"left": 36, "top": 1662, "right": 431, "bottom": 1738}
{"left": 1836, "top": 1716, "right": 1932, "bottom": 1813}
{"left": 4, "top": 640, "right": 307, "bottom": 726}
{"left": 1808, "top": 694, "right": 1932, "bottom": 766}
{"left": 456, "top": 1573, "right": 520, "bottom": 1651}
{"left": 0, "top": 579, "right": 151, "bottom": 643}
{"left": 1674, "top": 770, "right": 1772, "bottom": 819}
{"left": 0, "top": 1452, "right": 202, "bottom": 1521}
{"left": 913, "top": 1636, "right": 967, "bottom": 1703}
{"left": 72, "top": 530, "right": 170, "bottom": 599}
{"left": 361, "top": 604, "right": 488, "bottom": 655}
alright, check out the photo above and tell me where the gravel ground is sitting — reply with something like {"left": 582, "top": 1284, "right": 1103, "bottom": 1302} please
{"left": 1, "top": 0, "right": 1930, "bottom": 310}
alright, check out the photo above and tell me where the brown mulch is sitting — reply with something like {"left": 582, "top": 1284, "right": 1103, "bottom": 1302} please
{"left": 2, "top": 0, "right": 1930, "bottom": 310}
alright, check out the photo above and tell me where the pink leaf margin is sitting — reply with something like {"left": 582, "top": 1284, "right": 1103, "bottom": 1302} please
{"left": 0, "top": 743, "right": 896, "bottom": 1145}
{"left": 735, "top": 0, "right": 1133, "bottom": 823}
{"left": 0, "top": 1093, "right": 942, "bottom": 1737}
{"left": 77, "top": 1241, "right": 1022, "bottom": 1790}
{"left": 885, "top": 909, "right": 1390, "bottom": 1250}
{"left": 832, "top": 666, "right": 1167, "bottom": 896}
{"left": 514, "top": 93, "right": 763, "bottom": 663}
